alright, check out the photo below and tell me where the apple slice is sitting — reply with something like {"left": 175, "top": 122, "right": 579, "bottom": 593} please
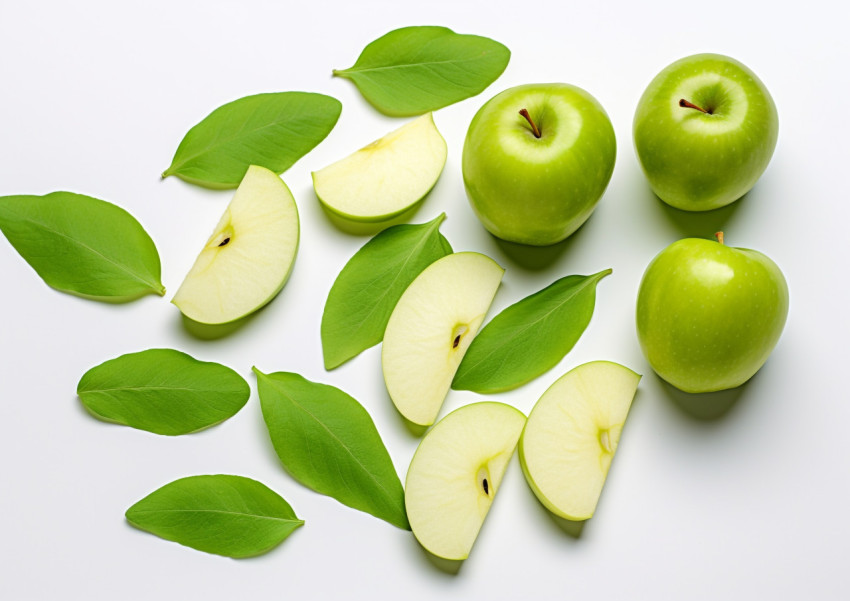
{"left": 172, "top": 165, "right": 299, "bottom": 324}
{"left": 382, "top": 252, "right": 503, "bottom": 426}
{"left": 312, "top": 113, "right": 447, "bottom": 222}
{"left": 519, "top": 361, "right": 640, "bottom": 520}
{"left": 405, "top": 401, "right": 526, "bottom": 560}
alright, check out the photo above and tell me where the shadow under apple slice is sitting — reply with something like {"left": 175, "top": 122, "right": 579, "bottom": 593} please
{"left": 177, "top": 308, "right": 260, "bottom": 340}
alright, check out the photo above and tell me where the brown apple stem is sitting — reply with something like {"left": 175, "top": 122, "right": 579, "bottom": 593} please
{"left": 715, "top": 231, "right": 725, "bottom": 245}
{"left": 519, "top": 108, "right": 541, "bottom": 138}
{"left": 679, "top": 98, "right": 711, "bottom": 114}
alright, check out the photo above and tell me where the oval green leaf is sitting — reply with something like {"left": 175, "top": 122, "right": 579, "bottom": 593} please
{"left": 0, "top": 192, "right": 164, "bottom": 301}
{"left": 321, "top": 213, "right": 452, "bottom": 370}
{"left": 254, "top": 368, "right": 409, "bottom": 530}
{"left": 77, "top": 349, "right": 250, "bottom": 435}
{"left": 163, "top": 92, "right": 342, "bottom": 189}
{"left": 126, "top": 474, "right": 303, "bottom": 558}
{"left": 333, "top": 26, "right": 510, "bottom": 116}
{"left": 452, "top": 269, "right": 613, "bottom": 393}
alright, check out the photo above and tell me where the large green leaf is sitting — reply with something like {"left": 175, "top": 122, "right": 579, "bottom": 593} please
{"left": 77, "top": 349, "right": 250, "bottom": 435}
{"left": 321, "top": 213, "right": 452, "bottom": 370}
{"left": 453, "top": 269, "right": 612, "bottom": 393}
{"left": 254, "top": 369, "right": 409, "bottom": 530}
{"left": 0, "top": 192, "right": 164, "bottom": 301}
{"left": 333, "top": 26, "right": 510, "bottom": 116}
{"left": 163, "top": 92, "right": 342, "bottom": 189}
{"left": 126, "top": 475, "right": 303, "bottom": 558}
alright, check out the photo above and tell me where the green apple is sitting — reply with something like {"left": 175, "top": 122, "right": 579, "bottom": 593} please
{"left": 462, "top": 83, "right": 616, "bottom": 246}
{"left": 636, "top": 233, "right": 789, "bottom": 393}
{"left": 172, "top": 165, "right": 299, "bottom": 324}
{"left": 312, "top": 113, "right": 447, "bottom": 222}
{"left": 519, "top": 361, "right": 640, "bottom": 521}
{"left": 382, "top": 252, "right": 503, "bottom": 427}
{"left": 633, "top": 53, "right": 778, "bottom": 211}
{"left": 405, "top": 401, "right": 526, "bottom": 560}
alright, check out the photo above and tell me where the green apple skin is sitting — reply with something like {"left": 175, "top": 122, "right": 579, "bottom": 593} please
{"left": 462, "top": 83, "right": 616, "bottom": 246}
{"left": 636, "top": 237, "right": 788, "bottom": 393}
{"left": 633, "top": 54, "right": 778, "bottom": 211}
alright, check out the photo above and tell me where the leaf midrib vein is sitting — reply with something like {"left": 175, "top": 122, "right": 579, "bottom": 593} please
{"left": 460, "top": 278, "right": 599, "bottom": 376}
{"left": 267, "top": 379, "right": 401, "bottom": 512}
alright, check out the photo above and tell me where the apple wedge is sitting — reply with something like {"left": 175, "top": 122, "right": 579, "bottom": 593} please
{"left": 519, "top": 361, "right": 640, "bottom": 521}
{"left": 405, "top": 402, "right": 526, "bottom": 560}
{"left": 312, "top": 113, "right": 447, "bottom": 222}
{"left": 382, "top": 252, "right": 503, "bottom": 427}
{"left": 172, "top": 165, "right": 299, "bottom": 324}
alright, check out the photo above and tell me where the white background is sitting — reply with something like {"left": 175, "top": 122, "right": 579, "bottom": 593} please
{"left": 1, "top": 1, "right": 847, "bottom": 599}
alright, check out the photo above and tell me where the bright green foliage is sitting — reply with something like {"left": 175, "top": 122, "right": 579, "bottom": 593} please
{"left": 77, "top": 349, "right": 250, "bottom": 435}
{"left": 163, "top": 92, "right": 341, "bottom": 188}
{"left": 453, "top": 269, "right": 612, "bottom": 393}
{"left": 254, "top": 369, "right": 409, "bottom": 530}
{"left": 0, "top": 192, "right": 163, "bottom": 301}
{"left": 321, "top": 213, "right": 452, "bottom": 369}
{"left": 125, "top": 475, "right": 303, "bottom": 558}
{"left": 334, "top": 26, "right": 510, "bottom": 116}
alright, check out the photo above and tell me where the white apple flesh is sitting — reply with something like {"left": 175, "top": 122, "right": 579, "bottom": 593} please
{"left": 519, "top": 361, "right": 640, "bottom": 520}
{"left": 382, "top": 252, "right": 503, "bottom": 427}
{"left": 405, "top": 401, "right": 526, "bottom": 560}
{"left": 312, "top": 113, "right": 447, "bottom": 222}
{"left": 172, "top": 165, "right": 299, "bottom": 325}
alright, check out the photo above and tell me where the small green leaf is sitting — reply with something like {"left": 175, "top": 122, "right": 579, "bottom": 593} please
{"left": 126, "top": 475, "right": 303, "bottom": 558}
{"left": 163, "top": 92, "right": 342, "bottom": 189}
{"left": 254, "top": 368, "right": 409, "bottom": 530}
{"left": 453, "top": 269, "right": 613, "bottom": 393}
{"left": 334, "top": 26, "right": 510, "bottom": 116}
{"left": 321, "top": 213, "right": 452, "bottom": 370}
{"left": 0, "top": 192, "right": 164, "bottom": 301}
{"left": 77, "top": 349, "right": 250, "bottom": 435}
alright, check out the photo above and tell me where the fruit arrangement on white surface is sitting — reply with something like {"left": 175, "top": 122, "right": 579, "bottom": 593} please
{"left": 0, "top": 24, "right": 788, "bottom": 563}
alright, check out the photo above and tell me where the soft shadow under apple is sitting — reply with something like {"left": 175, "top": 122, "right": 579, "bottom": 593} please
{"left": 491, "top": 212, "right": 593, "bottom": 272}
{"left": 657, "top": 374, "right": 749, "bottom": 421}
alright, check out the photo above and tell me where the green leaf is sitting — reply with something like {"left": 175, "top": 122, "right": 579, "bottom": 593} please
{"left": 126, "top": 474, "right": 303, "bottom": 558}
{"left": 333, "top": 26, "right": 510, "bottom": 116}
{"left": 163, "top": 92, "right": 342, "bottom": 189}
{"left": 453, "top": 269, "right": 613, "bottom": 393}
{"left": 254, "top": 369, "right": 409, "bottom": 530}
{"left": 321, "top": 213, "right": 452, "bottom": 370}
{"left": 0, "top": 192, "right": 164, "bottom": 301}
{"left": 77, "top": 349, "right": 250, "bottom": 435}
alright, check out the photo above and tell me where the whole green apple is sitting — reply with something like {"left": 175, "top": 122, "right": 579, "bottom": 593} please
{"left": 633, "top": 53, "right": 778, "bottom": 211}
{"left": 636, "top": 234, "right": 788, "bottom": 393}
{"left": 462, "top": 83, "right": 616, "bottom": 246}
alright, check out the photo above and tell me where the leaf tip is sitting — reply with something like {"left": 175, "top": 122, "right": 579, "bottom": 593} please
{"left": 251, "top": 365, "right": 265, "bottom": 377}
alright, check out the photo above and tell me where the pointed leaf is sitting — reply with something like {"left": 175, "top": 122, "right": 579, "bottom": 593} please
{"left": 254, "top": 369, "right": 409, "bottom": 530}
{"left": 163, "top": 92, "right": 342, "bottom": 189}
{"left": 0, "top": 192, "right": 164, "bottom": 301}
{"left": 77, "top": 349, "right": 250, "bottom": 435}
{"left": 334, "top": 26, "right": 510, "bottom": 116}
{"left": 453, "top": 269, "right": 612, "bottom": 393}
{"left": 321, "top": 213, "right": 452, "bottom": 370}
{"left": 126, "top": 475, "right": 303, "bottom": 558}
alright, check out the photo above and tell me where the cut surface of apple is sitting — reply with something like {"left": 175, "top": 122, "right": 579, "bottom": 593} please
{"left": 382, "top": 252, "right": 504, "bottom": 427}
{"left": 519, "top": 361, "right": 640, "bottom": 521}
{"left": 405, "top": 401, "right": 526, "bottom": 560}
{"left": 312, "top": 113, "right": 447, "bottom": 222}
{"left": 172, "top": 165, "right": 299, "bottom": 324}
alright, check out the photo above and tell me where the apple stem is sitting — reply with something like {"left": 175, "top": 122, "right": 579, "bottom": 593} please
{"left": 715, "top": 231, "right": 725, "bottom": 245}
{"left": 519, "top": 108, "right": 542, "bottom": 138}
{"left": 679, "top": 99, "right": 711, "bottom": 114}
